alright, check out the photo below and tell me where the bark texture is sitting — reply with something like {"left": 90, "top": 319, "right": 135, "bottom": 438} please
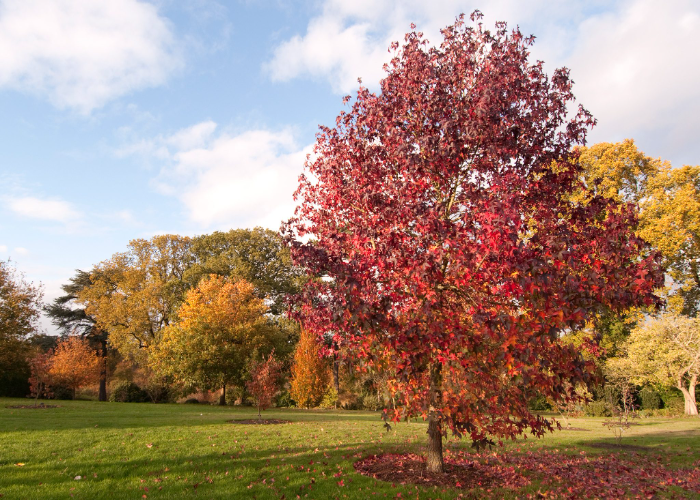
{"left": 426, "top": 364, "right": 444, "bottom": 473}
{"left": 98, "top": 341, "right": 108, "bottom": 402}
{"left": 679, "top": 375, "right": 698, "bottom": 416}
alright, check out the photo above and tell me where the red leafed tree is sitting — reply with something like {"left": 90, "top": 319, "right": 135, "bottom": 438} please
{"left": 49, "top": 336, "right": 100, "bottom": 400}
{"left": 246, "top": 350, "right": 283, "bottom": 418}
{"left": 283, "top": 13, "right": 664, "bottom": 473}
{"left": 28, "top": 350, "right": 54, "bottom": 403}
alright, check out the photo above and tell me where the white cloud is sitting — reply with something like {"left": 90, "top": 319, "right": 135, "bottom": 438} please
{"left": 564, "top": 0, "right": 700, "bottom": 161}
{"left": 123, "top": 122, "right": 311, "bottom": 230}
{"left": 13, "top": 247, "right": 28, "bottom": 255}
{"left": 0, "top": 0, "right": 181, "bottom": 113}
{"left": 5, "top": 196, "right": 81, "bottom": 223}
{"left": 264, "top": 0, "right": 589, "bottom": 94}
{"left": 265, "top": 0, "right": 700, "bottom": 166}
{"left": 165, "top": 121, "right": 218, "bottom": 151}
{"left": 0, "top": 245, "right": 7, "bottom": 253}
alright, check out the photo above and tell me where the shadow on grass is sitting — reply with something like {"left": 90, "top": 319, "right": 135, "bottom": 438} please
{"left": 0, "top": 398, "right": 387, "bottom": 432}
{"left": 0, "top": 440, "right": 410, "bottom": 500}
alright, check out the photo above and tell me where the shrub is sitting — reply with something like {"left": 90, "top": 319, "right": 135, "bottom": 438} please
{"left": 584, "top": 400, "right": 612, "bottom": 417}
{"left": 109, "top": 381, "right": 149, "bottom": 403}
{"left": 319, "top": 386, "right": 339, "bottom": 409}
{"left": 183, "top": 398, "right": 200, "bottom": 404}
{"left": 639, "top": 387, "right": 662, "bottom": 410}
{"left": 338, "top": 391, "right": 359, "bottom": 410}
{"left": 144, "top": 383, "right": 171, "bottom": 404}
{"left": 663, "top": 397, "right": 685, "bottom": 415}
{"left": 362, "top": 393, "right": 382, "bottom": 411}
{"left": 275, "top": 389, "right": 295, "bottom": 408}
{"left": 527, "top": 395, "right": 552, "bottom": 411}
{"left": 225, "top": 386, "right": 244, "bottom": 405}
{"left": 52, "top": 384, "right": 74, "bottom": 400}
{"left": 0, "top": 373, "right": 30, "bottom": 398}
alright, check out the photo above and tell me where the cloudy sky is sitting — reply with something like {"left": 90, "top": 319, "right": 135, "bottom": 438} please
{"left": 1, "top": 0, "right": 699, "bottom": 334}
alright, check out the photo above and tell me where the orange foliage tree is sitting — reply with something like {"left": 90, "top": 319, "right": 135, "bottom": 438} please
{"left": 49, "top": 336, "right": 100, "bottom": 399}
{"left": 246, "top": 350, "right": 283, "bottom": 418}
{"left": 290, "top": 327, "right": 329, "bottom": 408}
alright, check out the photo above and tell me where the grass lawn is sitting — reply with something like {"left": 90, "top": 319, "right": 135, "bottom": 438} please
{"left": 1, "top": 398, "right": 699, "bottom": 499}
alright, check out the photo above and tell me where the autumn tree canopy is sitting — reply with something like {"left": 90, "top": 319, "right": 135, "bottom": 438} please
{"left": 284, "top": 14, "right": 663, "bottom": 472}
{"left": 0, "top": 260, "right": 43, "bottom": 388}
{"left": 290, "top": 327, "right": 330, "bottom": 409}
{"left": 611, "top": 314, "right": 700, "bottom": 416}
{"left": 576, "top": 140, "right": 700, "bottom": 316}
{"left": 79, "top": 235, "right": 192, "bottom": 361}
{"left": 150, "top": 275, "right": 283, "bottom": 402}
{"left": 641, "top": 165, "right": 700, "bottom": 316}
{"left": 185, "top": 228, "right": 306, "bottom": 316}
{"left": 45, "top": 269, "right": 110, "bottom": 401}
{"left": 50, "top": 336, "right": 100, "bottom": 400}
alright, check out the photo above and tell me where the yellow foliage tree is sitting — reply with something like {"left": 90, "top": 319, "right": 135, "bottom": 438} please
{"left": 78, "top": 235, "right": 192, "bottom": 361}
{"left": 577, "top": 140, "right": 700, "bottom": 315}
{"left": 640, "top": 165, "right": 700, "bottom": 315}
{"left": 612, "top": 314, "right": 700, "bottom": 416}
{"left": 150, "top": 275, "right": 281, "bottom": 403}
{"left": 290, "top": 327, "right": 329, "bottom": 408}
{"left": 575, "top": 139, "right": 664, "bottom": 205}
{"left": 50, "top": 336, "right": 100, "bottom": 399}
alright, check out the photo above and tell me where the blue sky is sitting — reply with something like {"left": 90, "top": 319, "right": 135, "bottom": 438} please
{"left": 1, "top": 0, "right": 699, "bottom": 334}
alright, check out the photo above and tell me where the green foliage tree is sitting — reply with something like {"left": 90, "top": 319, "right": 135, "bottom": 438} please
{"left": 0, "top": 260, "right": 43, "bottom": 397}
{"left": 185, "top": 228, "right": 305, "bottom": 316}
{"left": 614, "top": 314, "right": 700, "bottom": 416}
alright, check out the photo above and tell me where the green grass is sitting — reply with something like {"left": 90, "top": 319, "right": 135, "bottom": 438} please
{"left": 1, "top": 398, "right": 699, "bottom": 499}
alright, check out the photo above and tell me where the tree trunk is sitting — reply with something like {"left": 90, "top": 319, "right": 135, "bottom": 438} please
{"left": 333, "top": 352, "right": 340, "bottom": 409}
{"left": 680, "top": 375, "right": 699, "bottom": 416}
{"left": 219, "top": 384, "right": 227, "bottom": 406}
{"left": 98, "top": 341, "right": 108, "bottom": 402}
{"left": 426, "top": 363, "right": 444, "bottom": 473}
{"left": 678, "top": 376, "right": 698, "bottom": 416}
{"left": 98, "top": 376, "right": 107, "bottom": 402}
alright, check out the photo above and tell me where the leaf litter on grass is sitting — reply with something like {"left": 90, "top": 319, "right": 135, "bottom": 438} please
{"left": 355, "top": 449, "right": 700, "bottom": 499}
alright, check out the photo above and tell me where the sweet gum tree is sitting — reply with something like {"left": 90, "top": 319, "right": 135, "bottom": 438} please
{"left": 28, "top": 350, "right": 54, "bottom": 403}
{"left": 284, "top": 13, "right": 664, "bottom": 472}
{"left": 246, "top": 350, "right": 283, "bottom": 418}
